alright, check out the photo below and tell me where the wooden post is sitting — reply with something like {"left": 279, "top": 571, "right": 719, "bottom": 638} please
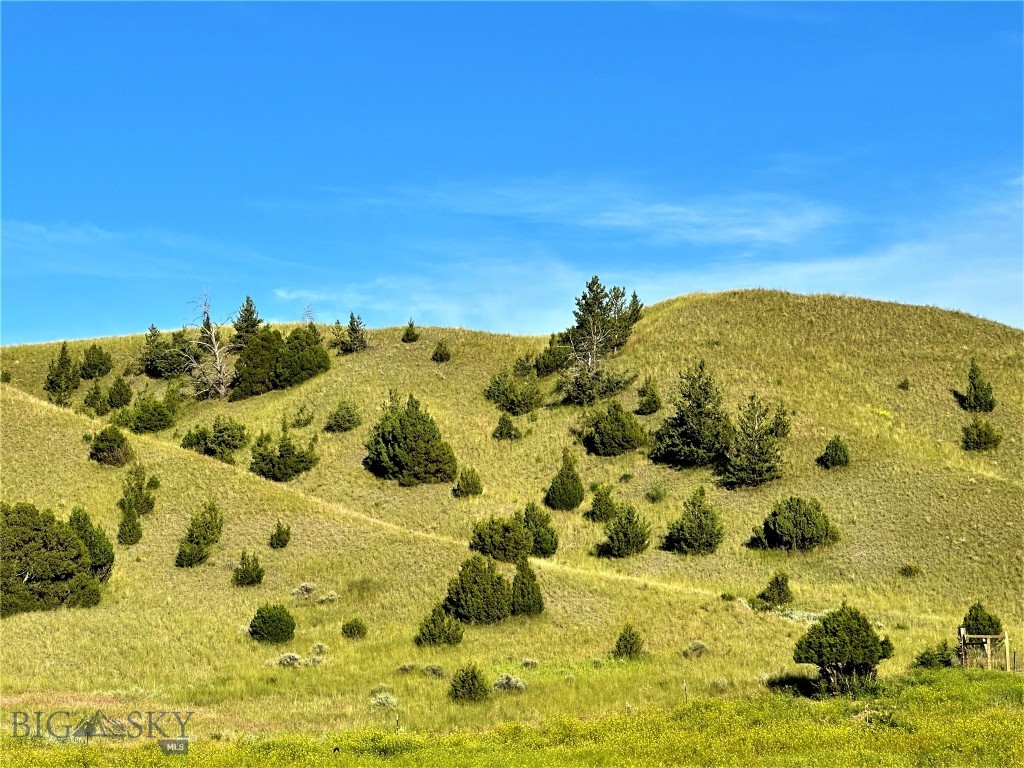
{"left": 959, "top": 627, "right": 967, "bottom": 669}
{"left": 985, "top": 638, "right": 992, "bottom": 670}
{"left": 1005, "top": 633, "right": 1011, "bottom": 672}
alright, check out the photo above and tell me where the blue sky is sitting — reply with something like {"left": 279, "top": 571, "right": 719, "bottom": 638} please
{"left": 2, "top": 2, "right": 1021, "bottom": 344}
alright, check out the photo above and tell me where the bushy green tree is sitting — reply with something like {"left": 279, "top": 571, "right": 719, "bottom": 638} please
{"left": 962, "top": 602, "right": 1002, "bottom": 636}
{"left": 363, "top": 393, "right": 457, "bottom": 486}
{"left": 469, "top": 515, "right": 533, "bottom": 563}
{"left": 661, "top": 486, "right": 723, "bottom": 555}
{"left": 117, "top": 508, "right": 142, "bottom": 547}
{"left": 232, "top": 550, "right": 265, "bottom": 586}
{"left": 755, "top": 572, "right": 793, "bottom": 609}
{"left": 89, "top": 426, "right": 134, "bottom": 467}
{"left": 913, "top": 640, "right": 957, "bottom": 669}
{"left": 431, "top": 339, "right": 452, "bottom": 363}
{"left": 230, "top": 327, "right": 285, "bottom": 400}
{"left": 107, "top": 376, "right": 133, "bottom": 409}
{"left": 340, "top": 313, "right": 369, "bottom": 354}
{"left": 401, "top": 319, "right": 420, "bottom": 343}
{"left": 120, "top": 393, "right": 174, "bottom": 433}
{"left": 511, "top": 560, "right": 544, "bottom": 616}
{"left": 117, "top": 463, "right": 157, "bottom": 519}
{"left": 272, "top": 324, "right": 331, "bottom": 390}
{"left": 612, "top": 624, "right": 644, "bottom": 659}
{"left": 232, "top": 296, "right": 264, "bottom": 348}
{"left": 492, "top": 413, "right": 523, "bottom": 441}
{"left": 175, "top": 500, "right": 223, "bottom": 567}
{"left": 249, "top": 604, "right": 296, "bottom": 643}
{"left": 341, "top": 618, "right": 368, "bottom": 639}
{"left": 43, "top": 342, "right": 80, "bottom": 406}
{"left": 1, "top": 502, "right": 101, "bottom": 617}
{"left": 793, "top": 605, "right": 893, "bottom": 694}
{"left": 534, "top": 333, "right": 572, "bottom": 377}
{"left": 635, "top": 375, "right": 662, "bottom": 415}
{"left": 268, "top": 520, "right": 291, "bottom": 549}
{"left": 181, "top": 416, "right": 249, "bottom": 462}
{"left": 139, "top": 325, "right": 189, "bottom": 379}
{"left": 485, "top": 370, "right": 544, "bottom": 415}
{"left": 753, "top": 496, "right": 838, "bottom": 551}
{"left": 559, "top": 368, "right": 636, "bottom": 407}
{"left": 960, "top": 358, "right": 995, "bottom": 412}
{"left": 449, "top": 665, "right": 489, "bottom": 702}
{"left": 414, "top": 603, "right": 463, "bottom": 646}
{"left": 324, "top": 401, "right": 362, "bottom": 433}
{"left": 650, "top": 360, "right": 733, "bottom": 469}
{"left": 522, "top": 502, "right": 558, "bottom": 557}
{"left": 585, "top": 484, "right": 621, "bottom": 523}
{"left": 67, "top": 507, "right": 115, "bottom": 582}
{"left": 817, "top": 436, "right": 850, "bottom": 469}
{"left": 568, "top": 277, "right": 642, "bottom": 370}
{"left": 443, "top": 555, "right": 512, "bottom": 624}
{"left": 250, "top": 429, "right": 319, "bottom": 482}
{"left": 80, "top": 344, "right": 113, "bottom": 380}
{"left": 83, "top": 380, "right": 110, "bottom": 416}
{"left": 599, "top": 505, "right": 651, "bottom": 558}
{"left": 962, "top": 417, "right": 1002, "bottom": 451}
{"left": 544, "top": 451, "right": 585, "bottom": 511}
{"left": 720, "top": 393, "right": 783, "bottom": 488}
{"left": 449, "top": 467, "right": 481, "bottom": 498}
{"left": 581, "top": 401, "right": 647, "bottom": 456}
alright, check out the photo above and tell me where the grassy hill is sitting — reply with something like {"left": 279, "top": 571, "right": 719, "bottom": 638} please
{"left": 1, "top": 289, "right": 1021, "bottom": 752}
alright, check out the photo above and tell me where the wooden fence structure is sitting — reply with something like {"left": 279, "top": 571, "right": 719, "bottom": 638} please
{"left": 958, "top": 627, "right": 1011, "bottom": 671}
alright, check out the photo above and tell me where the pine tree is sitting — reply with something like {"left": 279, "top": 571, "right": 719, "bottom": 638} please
{"left": 233, "top": 296, "right": 264, "bottom": 348}
{"left": 117, "top": 508, "right": 142, "bottom": 546}
{"left": 720, "top": 393, "right": 783, "bottom": 488}
{"left": 43, "top": 342, "right": 80, "bottom": 406}
{"left": 232, "top": 550, "right": 265, "bottom": 586}
{"left": 961, "top": 358, "right": 995, "bottom": 412}
{"left": 511, "top": 560, "right": 544, "bottom": 616}
{"left": 650, "top": 360, "right": 733, "bottom": 469}
{"left": 268, "top": 520, "right": 291, "bottom": 549}
{"left": 585, "top": 484, "right": 621, "bottom": 523}
{"left": 431, "top": 339, "right": 452, "bottom": 363}
{"left": 334, "top": 312, "right": 369, "bottom": 354}
{"left": 363, "top": 393, "right": 457, "bottom": 486}
{"left": 544, "top": 450, "right": 585, "bottom": 510}
{"left": 83, "top": 380, "right": 110, "bottom": 416}
{"left": 401, "top": 319, "right": 420, "bottom": 343}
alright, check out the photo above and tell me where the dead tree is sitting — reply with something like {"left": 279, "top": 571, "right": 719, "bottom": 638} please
{"left": 181, "top": 293, "right": 237, "bottom": 399}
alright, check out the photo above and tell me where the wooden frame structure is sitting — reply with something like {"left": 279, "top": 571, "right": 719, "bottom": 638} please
{"left": 958, "top": 627, "right": 1011, "bottom": 671}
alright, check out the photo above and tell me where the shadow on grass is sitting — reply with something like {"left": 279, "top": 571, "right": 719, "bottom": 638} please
{"left": 951, "top": 388, "right": 969, "bottom": 409}
{"left": 765, "top": 672, "right": 821, "bottom": 698}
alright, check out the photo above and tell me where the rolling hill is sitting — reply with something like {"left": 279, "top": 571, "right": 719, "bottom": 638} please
{"left": 1, "top": 289, "right": 1021, "bottom": 756}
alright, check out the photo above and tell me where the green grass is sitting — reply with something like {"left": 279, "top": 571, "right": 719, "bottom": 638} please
{"left": 1, "top": 290, "right": 1021, "bottom": 756}
{"left": 2, "top": 671, "right": 1021, "bottom": 766}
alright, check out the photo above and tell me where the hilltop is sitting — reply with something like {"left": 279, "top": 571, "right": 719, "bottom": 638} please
{"left": 1, "top": 289, "right": 1021, "bottom": 741}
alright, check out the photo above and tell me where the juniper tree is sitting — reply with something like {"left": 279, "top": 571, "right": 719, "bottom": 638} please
{"left": 544, "top": 450, "right": 585, "bottom": 510}
{"left": 401, "top": 319, "right": 420, "bottom": 343}
{"left": 363, "top": 393, "right": 457, "bottom": 486}
{"left": 962, "top": 602, "right": 1002, "bottom": 636}
{"left": 793, "top": 605, "right": 893, "bottom": 694}
{"left": 107, "top": 376, "right": 133, "bottom": 409}
{"left": 661, "top": 486, "right": 724, "bottom": 556}
{"left": 634, "top": 375, "right": 662, "bottom": 415}
{"left": 510, "top": 560, "right": 544, "bottom": 616}
{"left": 43, "top": 342, "right": 80, "bottom": 407}
{"left": 599, "top": 505, "right": 651, "bottom": 558}
{"left": 612, "top": 624, "right": 645, "bottom": 659}
{"left": 431, "top": 339, "right": 452, "bottom": 363}
{"left": 0, "top": 502, "right": 101, "bottom": 617}
{"left": 117, "top": 507, "right": 142, "bottom": 547}
{"left": 961, "top": 358, "right": 995, "bottom": 412}
{"left": 754, "top": 496, "right": 838, "bottom": 551}
{"left": 720, "top": 393, "right": 783, "bottom": 488}
{"left": 756, "top": 572, "right": 793, "bottom": 609}
{"left": 650, "top": 360, "right": 733, "bottom": 469}
{"left": 962, "top": 416, "right": 1002, "bottom": 451}
{"left": 492, "top": 413, "right": 523, "bottom": 441}
{"left": 67, "top": 507, "right": 115, "bottom": 582}
{"left": 581, "top": 401, "right": 647, "bottom": 456}
{"left": 443, "top": 555, "right": 512, "bottom": 624}
{"left": 80, "top": 344, "right": 113, "bottom": 380}
{"left": 232, "top": 550, "right": 265, "bottom": 586}
{"left": 83, "top": 380, "right": 110, "bottom": 416}
{"left": 333, "top": 313, "right": 369, "bottom": 354}
{"left": 452, "top": 467, "right": 483, "bottom": 498}
{"left": 585, "top": 484, "right": 622, "bottom": 523}
{"left": 269, "top": 520, "right": 291, "bottom": 549}
{"left": 250, "top": 429, "right": 319, "bottom": 482}
{"left": 89, "top": 426, "right": 134, "bottom": 467}
{"left": 414, "top": 603, "right": 464, "bottom": 646}
{"left": 485, "top": 370, "right": 543, "bottom": 415}
{"left": 324, "top": 401, "right": 362, "bottom": 433}
{"left": 817, "top": 435, "right": 850, "bottom": 469}
{"left": 522, "top": 502, "right": 559, "bottom": 557}
{"left": 469, "top": 515, "right": 533, "bottom": 563}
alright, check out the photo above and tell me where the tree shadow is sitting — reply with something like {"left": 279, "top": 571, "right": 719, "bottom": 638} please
{"left": 764, "top": 672, "right": 821, "bottom": 698}
{"left": 951, "top": 389, "right": 969, "bottom": 409}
